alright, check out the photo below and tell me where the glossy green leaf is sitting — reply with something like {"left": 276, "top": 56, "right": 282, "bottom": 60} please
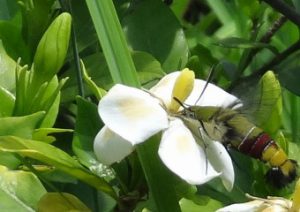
{"left": 132, "top": 51, "right": 165, "bottom": 87}
{"left": 0, "top": 0, "right": 18, "bottom": 20}
{"left": 37, "top": 192, "right": 91, "bottom": 212}
{"left": 0, "top": 111, "right": 44, "bottom": 168}
{"left": 0, "top": 86, "right": 15, "bottom": 117}
{"left": 0, "top": 16, "right": 31, "bottom": 63}
{"left": 0, "top": 40, "right": 16, "bottom": 92}
{"left": 33, "top": 128, "right": 73, "bottom": 144}
{"left": 70, "top": 0, "right": 98, "bottom": 52}
{"left": 0, "top": 112, "right": 44, "bottom": 138}
{"left": 282, "top": 89, "right": 300, "bottom": 143}
{"left": 72, "top": 97, "right": 101, "bottom": 168}
{"left": 18, "top": 0, "right": 55, "bottom": 56}
{"left": 0, "top": 136, "right": 117, "bottom": 199}
{"left": 278, "top": 66, "right": 300, "bottom": 96}
{"left": 122, "top": 0, "right": 188, "bottom": 71}
{"left": 39, "top": 92, "right": 60, "bottom": 128}
{"left": 0, "top": 165, "right": 46, "bottom": 211}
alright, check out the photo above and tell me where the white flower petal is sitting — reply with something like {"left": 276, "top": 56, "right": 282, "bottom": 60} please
{"left": 99, "top": 84, "right": 169, "bottom": 144}
{"left": 150, "top": 72, "right": 180, "bottom": 107}
{"left": 216, "top": 200, "right": 266, "bottom": 212}
{"left": 206, "top": 141, "right": 235, "bottom": 191}
{"left": 94, "top": 126, "right": 134, "bottom": 165}
{"left": 158, "top": 119, "right": 220, "bottom": 185}
{"left": 185, "top": 79, "right": 239, "bottom": 108}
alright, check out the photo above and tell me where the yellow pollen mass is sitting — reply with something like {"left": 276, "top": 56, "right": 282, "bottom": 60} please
{"left": 169, "top": 68, "right": 195, "bottom": 113}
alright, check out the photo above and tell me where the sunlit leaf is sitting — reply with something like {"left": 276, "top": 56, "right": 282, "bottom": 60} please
{"left": 0, "top": 136, "right": 117, "bottom": 199}
{"left": 0, "top": 86, "right": 15, "bottom": 117}
{"left": 0, "top": 111, "right": 45, "bottom": 138}
{"left": 180, "top": 197, "right": 223, "bottom": 212}
{"left": 37, "top": 192, "right": 91, "bottom": 212}
{"left": 0, "top": 40, "right": 16, "bottom": 92}
{"left": 0, "top": 165, "right": 46, "bottom": 211}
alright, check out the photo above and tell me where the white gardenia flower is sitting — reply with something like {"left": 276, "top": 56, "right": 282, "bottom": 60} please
{"left": 94, "top": 68, "right": 238, "bottom": 190}
{"left": 216, "top": 194, "right": 293, "bottom": 212}
{"left": 217, "top": 179, "right": 300, "bottom": 212}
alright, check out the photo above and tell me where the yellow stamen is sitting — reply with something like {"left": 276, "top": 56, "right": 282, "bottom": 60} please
{"left": 291, "top": 179, "right": 300, "bottom": 211}
{"left": 169, "top": 68, "right": 195, "bottom": 113}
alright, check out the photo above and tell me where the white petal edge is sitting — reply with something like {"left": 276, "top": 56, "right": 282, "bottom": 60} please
{"left": 150, "top": 71, "right": 180, "bottom": 107}
{"left": 200, "top": 127, "right": 234, "bottom": 191}
{"left": 94, "top": 126, "right": 134, "bottom": 165}
{"left": 99, "top": 84, "right": 169, "bottom": 144}
{"left": 216, "top": 200, "right": 266, "bottom": 212}
{"left": 185, "top": 79, "right": 239, "bottom": 108}
{"left": 158, "top": 119, "right": 220, "bottom": 185}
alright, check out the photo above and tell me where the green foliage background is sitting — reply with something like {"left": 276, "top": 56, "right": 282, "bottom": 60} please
{"left": 0, "top": 0, "right": 300, "bottom": 211}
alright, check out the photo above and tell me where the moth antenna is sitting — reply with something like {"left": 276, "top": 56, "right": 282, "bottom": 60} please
{"left": 195, "top": 64, "right": 216, "bottom": 105}
{"left": 173, "top": 97, "right": 189, "bottom": 109}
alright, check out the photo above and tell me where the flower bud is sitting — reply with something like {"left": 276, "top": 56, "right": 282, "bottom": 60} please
{"left": 33, "top": 12, "right": 71, "bottom": 84}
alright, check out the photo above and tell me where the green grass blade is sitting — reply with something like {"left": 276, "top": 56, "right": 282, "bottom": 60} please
{"left": 85, "top": 0, "right": 139, "bottom": 86}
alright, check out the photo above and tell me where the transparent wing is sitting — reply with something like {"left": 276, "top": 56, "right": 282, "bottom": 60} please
{"left": 231, "top": 71, "right": 282, "bottom": 134}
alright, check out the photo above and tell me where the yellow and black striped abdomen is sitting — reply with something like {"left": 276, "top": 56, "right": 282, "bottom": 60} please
{"left": 224, "top": 114, "right": 297, "bottom": 188}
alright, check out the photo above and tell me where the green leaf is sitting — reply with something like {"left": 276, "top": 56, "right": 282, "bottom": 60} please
{"left": 206, "top": 1, "right": 250, "bottom": 37}
{"left": 33, "top": 128, "right": 73, "bottom": 144}
{"left": 0, "top": 112, "right": 45, "bottom": 138}
{"left": 180, "top": 197, "right": 223, "bottom": 212}
{"left": 136, "top": 135, "right": 181, "bottom": 212}
{"left": 72, "top": 97, "right": 101, "bottom": 168}
{"left": 18, "top": 0, "right": 55, "bottom": 56}
{"left": 37, "top": 192, "right": 91, "bottom": 212}
{"left": 70, "top": 0, "right": 98, "bottom": 52}
{"left": 216, "top": 37, "right": 279, "bottom": 54}
{"left": 39, "top": 91, "right": 60, "bottom": 128}
{"left": 0, "top": 40, "right": 17, "bottom": 92}
{"left": 0, "top": 15, "right": 31, "bottom": 63}
{"left": 0, "top": 165, "right": 46, "bottom": 211}
{"left": 122, "top": 0, "right": 188, "bottom": 71}
{"left": 282, "top": 89, "right": 300, "bottom": 143}
{"left": 133, "top": 51, "right": 165, "bottom": 86}
{"left": 0, "top": 0, "right": 18, "bottom": 20}
{"left": 278, "top": 66, "right": 300, "bottom": 96}
{"left": 0, "top": 136, "right": 117, "bottom": 199}
{"left": 0, "top": 86, "right": 15, "bottom": 117}
{"left": 61, "top": 53, "right": 111, "bottom": 103}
